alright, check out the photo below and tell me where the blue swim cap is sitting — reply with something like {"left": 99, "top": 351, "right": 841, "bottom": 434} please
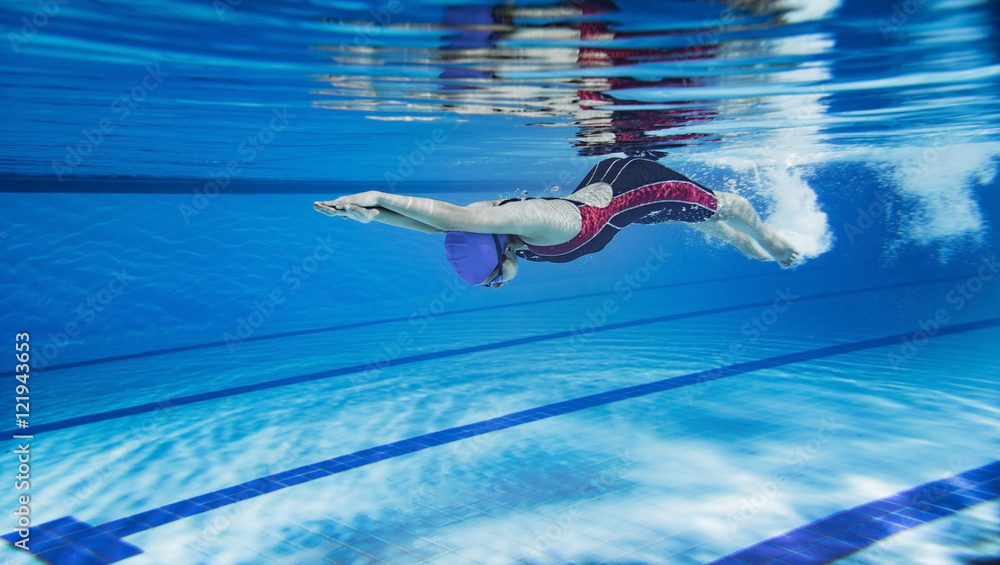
{"left": 444, "top": 231, "right": 507, "bottom": 286}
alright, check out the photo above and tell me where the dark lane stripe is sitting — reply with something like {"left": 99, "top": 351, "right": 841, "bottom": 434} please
{"left": 3, "top": 276, "right": 984, "bottom": 438}
{"left": 710, "top": 461, "right": 1000, "bottom": 565}
{"left": 3, "top": 319, "right": 997, "bottom": 565}
{"left": 5, "top": 262, "right": 885, "bottom": 378}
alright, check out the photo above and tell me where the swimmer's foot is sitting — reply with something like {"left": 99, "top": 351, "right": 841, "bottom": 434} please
{"left": 767, "top": 236, "right": 799, "bottom": 268}
{"left": 747, "top": 241, "right": 772, "bottom": 262}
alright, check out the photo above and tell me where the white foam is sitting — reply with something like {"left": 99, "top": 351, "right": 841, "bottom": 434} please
{"left": 759, "top": 166, "right": 834, "bottom": 259}
{"left": 778, "top": 0, "right": 842, "bottom": 23}
{"left": 881, "top": 142, "right": 997, "bottom": 253}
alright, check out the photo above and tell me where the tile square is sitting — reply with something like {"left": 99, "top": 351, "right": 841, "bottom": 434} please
{"left": 189, "top": 492, "right": 225, "bottom": 504}
{"left": 958, "top": 467, "right": 998, "bottom": 482}
{"left": 323, "top": 546, "right": 370, "bottom": 563}
{"left": 386, "top": 553, "right": 424, "bottom": 565}
{"left": 47, "top": 518, "right": 90, "bottom": 537}
{"left": 80, "top": 533, "right": 144, "bottom": 562}
{"left": 976, "top": 479, "right": 1000, "bottom": 494}
{"left": 301, "top": 469, "right": 331, "bottom": 480}
{"left": 774, "top": 553, "right": 822, "bottom": 565}
{"left": 962, "top": 487, "right": 998, "bottom": 501}
{"left": 26, "top": 533, "right": 69, "bottom": 554}
{"left": 806, "top": 517, "right": 853, "bottom": 535}
{"left": 768, "top": 535, "right": 811, "bottom": 552}
{"left": 912, "top": 503, "right": 951, "bottom": 517}
{"left": 36, "top": 544, "right": 105, "bottom": 565}
{"left": 282, "top": 528, "right": 336, "bottom": 551}
{"left": 130, "top": 508, "right": 180, "bottom": 527}
{"left": 830, "top": 510, "right": 872, "bottom": 526}
{"left": 358, "top": 450, "right": 392, "bottom": 462}
{"left": 729, "top": 548, "right": 770, "bottom": 565}
{"left": 797, "top": 542, "right": 841, "bottom": 561}
{"left": 933, "top": 494, "right": 977, "bottom": 511}
{"left": 750, "top": 542, "right": 793, "bottom": 559}
{"left": 267, "top": 468, "right": 302, "bottom": 481}
{"left": 409, "top": 541, "right": 449, "bottom": 560}
{"left": 217, "top": 485, "right": 251, "bottom": 498}
{"left": 834, "top": 529, "right": 874, "bottom": 549}
{"left": 228, "top": 489, "right": 257, "bottom": 502}
{"left": 880, "top": 513, "right": 922, "bottom": 528}
{"left": 813, "top": 538, "right": 860, "bottom": 557}
{"left": 276, "top": 474, "right": 311, "bottom": 487}
{"left": 198, "top": 496, "right": 233, "bottom": 510}
{"left": 351, "top": 535, "right": 392, "bottom": 554}
{"left": 60, "top": 526, "right": 106, "bottom": 544}
{"left": 371, "top": 526, "right": 411, "bottom": 545}
{"left": 784, "top": 529, "right": 825, "bottom": 545}
{"left": 162, "top": 500, "right": 209, "bottom": 518}
{"left": 242, "top": 479, "right": 282, "bottom": 493}
{"left": 868, "top": 500, "right": 904, "bottom": 513}
{"left": 98, "top": 518, "right": 147, "bottom": 538}
{"left": 36, "top": 517, "right": 79, "bottom": 533}
{"left": 331, "top": 526, "right": 370, "bottom": 545}
{"left": 365, "top": 541, "right": 410, "bottom": 560}
{"left": 391, "top": 534, "right": 431, "bottom": 552}
{"left": 896, "top": 508, "right": 939, "bottom": 522}
{"left": 848, "top": 524, "right": 892, "bottom": 542}
{"left": 314, "top": 460, "right": 350, "bottom": 472}
{"left": 852, "top": 505, "right": 887, "bottom": 519}
{"left": 260, "top": 539, "right": 299, "bottom": 557}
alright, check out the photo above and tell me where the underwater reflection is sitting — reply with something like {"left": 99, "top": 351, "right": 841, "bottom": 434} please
{"left": 312, "top": 0, "right": 793, "bottom": 156}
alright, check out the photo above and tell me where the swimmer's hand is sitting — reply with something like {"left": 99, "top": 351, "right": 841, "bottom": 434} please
{"left": 313, "top": 201, "right": 380, "bottom": 223}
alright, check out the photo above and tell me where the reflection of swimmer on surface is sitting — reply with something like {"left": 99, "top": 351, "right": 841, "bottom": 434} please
{"left": 314, "top": 157, "right": 799, "bottom": 288}
{"left": 316, "top": 0, "right": 724, "bottom": 156}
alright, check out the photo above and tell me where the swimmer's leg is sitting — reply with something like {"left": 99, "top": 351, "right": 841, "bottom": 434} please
{"left": 690, "top": 220, "right": 771, "bottom": 262}
{"left": 713, "top": 192, "right": 799, "bottom": 267}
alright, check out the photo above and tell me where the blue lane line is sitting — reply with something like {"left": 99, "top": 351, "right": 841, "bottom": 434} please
{"left": 3, "top": 263, "right": 874, "bottom": 379}
{"left": 710, "top": 460, "right": 1000, "bottom": 565}
{"left": 1, "top": 275, "right": 975, "bottom": 439}
{"left": 3, "top": 318, "right": 997, "bottom": 564}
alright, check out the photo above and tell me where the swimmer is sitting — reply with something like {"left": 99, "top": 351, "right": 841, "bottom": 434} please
{"left": 314, "top": 157, "right": 799, "bottom": 288}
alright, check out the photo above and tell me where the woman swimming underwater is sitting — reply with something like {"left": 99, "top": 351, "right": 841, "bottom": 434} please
{"left": 314, "top": 157, "right": 799, "bottom": 288}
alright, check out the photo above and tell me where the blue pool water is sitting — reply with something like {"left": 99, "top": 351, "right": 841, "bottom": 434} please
{"left": 2, "top": 0, "right": 999, "bottom": 564}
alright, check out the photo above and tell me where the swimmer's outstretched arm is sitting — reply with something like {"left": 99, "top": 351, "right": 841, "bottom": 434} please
{"left": 315, "top": 190, "right": 579, "bottom": 245}
{"left": 314, "top": 201, "right": 443, "bottom": 234}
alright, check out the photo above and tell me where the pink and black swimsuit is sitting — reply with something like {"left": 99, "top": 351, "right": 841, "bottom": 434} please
{"left": 507, "top": 157, "right": 718, "bottom": 264}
